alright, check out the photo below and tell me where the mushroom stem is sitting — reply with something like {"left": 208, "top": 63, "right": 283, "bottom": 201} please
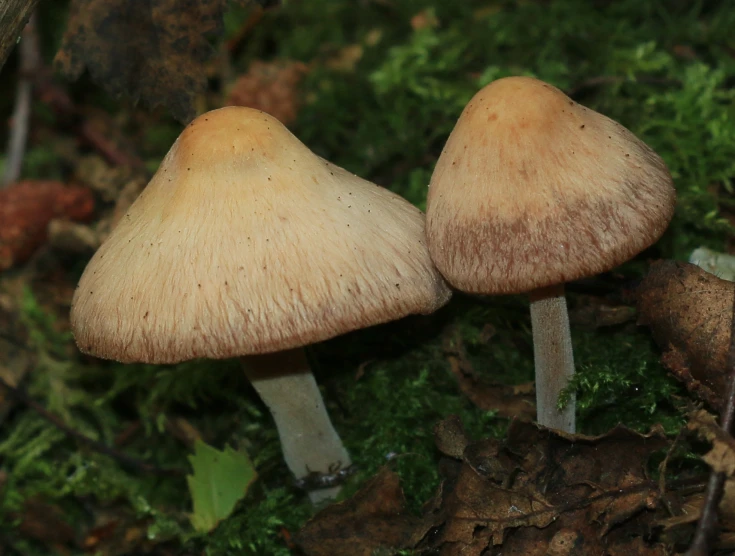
{"left": 240, "top": 347, "right": 351, "bottom": 504}
{"left": 529, "top": 284, "right": 576, "bottom": 433}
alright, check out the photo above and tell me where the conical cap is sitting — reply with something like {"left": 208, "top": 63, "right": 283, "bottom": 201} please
{"left": 71, "top": 107, "right": 450, "bottom": 363}
{"left": 426, "top": 76, "right": 675, "bottom": 294}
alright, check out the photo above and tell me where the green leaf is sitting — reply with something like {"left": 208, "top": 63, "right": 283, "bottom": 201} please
{"left": 186, "top": 440, "right": 257, "bottom": 533}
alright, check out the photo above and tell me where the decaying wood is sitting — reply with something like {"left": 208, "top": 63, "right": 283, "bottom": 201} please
{"left": 0, "top": 0, "right": 41, "bottom": 71}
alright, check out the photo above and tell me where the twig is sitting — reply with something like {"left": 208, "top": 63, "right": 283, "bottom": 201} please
{"left": 225, "top": 1, "right": 283, "bottom": 55}
{"left": 450, "top": 476, "right": 705, "bottom": 527}
{"left": 225, "top": 6, "right": 265, "bottom": 54}
{"left": 686, "top": 284, "right": 735, "bottom": 555}
{"left": 31, "top": 67, "right": 146, "bottom": 172}
{"left": 3, "top": 11, "right": 40, "bottom": 187}
{"left": 78, "top": 119, "right": 144, "bottom": 169}
{"left": 0, "top": 374, "right": 185, "bottom": 476}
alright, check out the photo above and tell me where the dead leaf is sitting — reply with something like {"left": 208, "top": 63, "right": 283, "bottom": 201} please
{"left": 325, "top": 44, "right": 364, "bottom": 72}
{"left": 55, "top": 0, "right": 258, "bottom": 123}
{"left": 442, "top": 327, "right": 536, "bottom": 420}
{"left": 75, "top": 154, "right": 141, "bottom": 202}
{"left": 688, "top": 410, "right": 735, "bottom": 477}
{"left": 298, "top": 419, "right": 673, "bottom": 555}
{"left": 227, "top": 60, "right": 309, "bottom": 126}
{"left": 14, "top": 497, "right": 77, "bottom": 549}
{"left": 410, "top": 10, "right": 439, "bottom": 31}
{"left": 296, "top": 467, "right": 420, "bottom": 556}
{"left": 655, "top": 411, "right": 735, "bottom": 547}
{"left": 657, "top": 483, "right": 735, "bottom": 545}
{"left": 672, "top": 44, "right": 698, "bottom": 60}
{"left": 0, "top": 181, "right": 94, "bottom": 271}
{"left": 637, "top": 260, "right": 732, "bottom": 410}
{"left": 80, "top": 504, "right": 164, "bottom": 556}
{"left": 433, "top": 414, "right": 470, "bottom": 459}
{"left": 569, "top": 294, "right": 636, "bottom": 328}
{"left": 412, "top": 418, "right": 669, "bottom": 555}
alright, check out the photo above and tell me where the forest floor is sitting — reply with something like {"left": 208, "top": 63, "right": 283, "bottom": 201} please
{"left": 1, "top": 0, "right": 735, "bottom": 554}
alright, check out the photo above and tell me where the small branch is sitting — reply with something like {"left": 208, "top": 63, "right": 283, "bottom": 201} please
{"left": 225, "top": 1, "right": 282, "bottom": 55}
{"left": 3, "top": 12, "right": 40, "bottom": 187}
{"left": 0, "top": 0, "right": 41, "bottom": 72}
{"left": 686, "top": 284, "right": 735, "bottom": 555}
{"left": 31, "top": 67, "right": 146, "bottom": 172}
{"left": 0, "top": 374, "right": 185, "bottom": 476}
{"left": 225, "top": 6, "right": 265, "bottom": 54}
{"left": 78, "top": 119, "right": 144, "bottom": 169}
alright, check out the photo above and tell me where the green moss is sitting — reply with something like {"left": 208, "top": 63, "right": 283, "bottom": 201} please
{"left": 197, "top": 487, "right": 311, "bottom": 556}
{"left": 568, "top": 326, "right": 687, "bottom": 435}
{"left": 19, "top": 146, "right": 65, "bottom": 181}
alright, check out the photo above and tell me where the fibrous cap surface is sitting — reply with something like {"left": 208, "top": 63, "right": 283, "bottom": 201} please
{"left": 71, "top": 107, "right": 450, "bottom": 363}
{"left": 426, "top": 76, "right": 676, "bottom": 294}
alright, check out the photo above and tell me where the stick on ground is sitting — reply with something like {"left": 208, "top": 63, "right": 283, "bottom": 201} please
{"left": 0, "top": 374, "right": 185, "bottom": 476}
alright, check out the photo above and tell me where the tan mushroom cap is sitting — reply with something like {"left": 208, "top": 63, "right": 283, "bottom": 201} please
{"left": 426, "top": 76, "right": 676, "bottom": 294}
{"left": 71, "top": 107, "right": 450, "bottom": 364}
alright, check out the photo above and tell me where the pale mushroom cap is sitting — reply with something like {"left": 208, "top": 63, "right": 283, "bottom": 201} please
{"left": 71, "top": 107, "right": 450, "bottom": 364}
{"left": 426, "top": 76, "right": 676, "bottom": 294}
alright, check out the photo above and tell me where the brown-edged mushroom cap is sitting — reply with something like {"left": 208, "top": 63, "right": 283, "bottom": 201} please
{"left": 71, "top": 106, "right": 450, "bottom": 363}
{"left": 426, "top": 76, "right": 676, "bottom": 295}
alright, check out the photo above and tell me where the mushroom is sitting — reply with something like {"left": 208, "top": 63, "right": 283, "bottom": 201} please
{"left": 426, "top": 76, "right": 675, "bottom": 433}
{"left": 71, "top": 106, "right": 451, "bottom": 502}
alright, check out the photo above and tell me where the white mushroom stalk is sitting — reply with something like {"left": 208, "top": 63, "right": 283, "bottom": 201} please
{"left": 529, "top": 285, "right": 575, "bottom": 432}
{"left": 241, "top": 349, "right": 351, "bottom": 504}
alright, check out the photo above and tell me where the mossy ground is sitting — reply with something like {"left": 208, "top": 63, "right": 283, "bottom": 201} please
{"left": 1, "top": 0, "right": 734, "bottom": 554}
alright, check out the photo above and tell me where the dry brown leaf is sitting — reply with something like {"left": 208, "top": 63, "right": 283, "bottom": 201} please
{"left": 569, "top": 294, "right": 636, "bottom": 328}
{"left": 74, "top": 155, "right": 141, "bottom": 202}
{"left": 637, "top": 260, "right": 732, "bottom": 411}
{"left": 426, "top": 463, "right": 556, "bottom": 548}
{"left": 297, "top": 420, "right": 671, "bottom": 555}
{"left": 0, "top": 181, "right": 95, "bottom": 271}
{"left": 55, "top": 0, "right": 260, "bottom": 123}
{"left": 413, "top": 419, "right": 669, "bottom": 555}
{"left": 657, "top": 482, "right": 735, "bottom": 540}
{"left": 688, "top": 409, "right": 735, "bottom": 477}
{"left": 325, "top": 44, "right": 364, "bottom": 72}
{"left": 79, "top": 504, "right": 163, "bottom": 556}
{"left": 433, "top": 414, "right": 470, "bottom": 459}
{"left": 295, "top": 467, "right": 420, "bottom": 556}
{"left": 227, "top": 60, "right": 309, "bottom": 126}
{"left": 410, "top": 10, "right": 439, "bottom": 30}
{"left": 655, "top": 411, "right": 735, "bottom": 546}
{"left": 13, "top": 497, "right": 77, "bottom": 550}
